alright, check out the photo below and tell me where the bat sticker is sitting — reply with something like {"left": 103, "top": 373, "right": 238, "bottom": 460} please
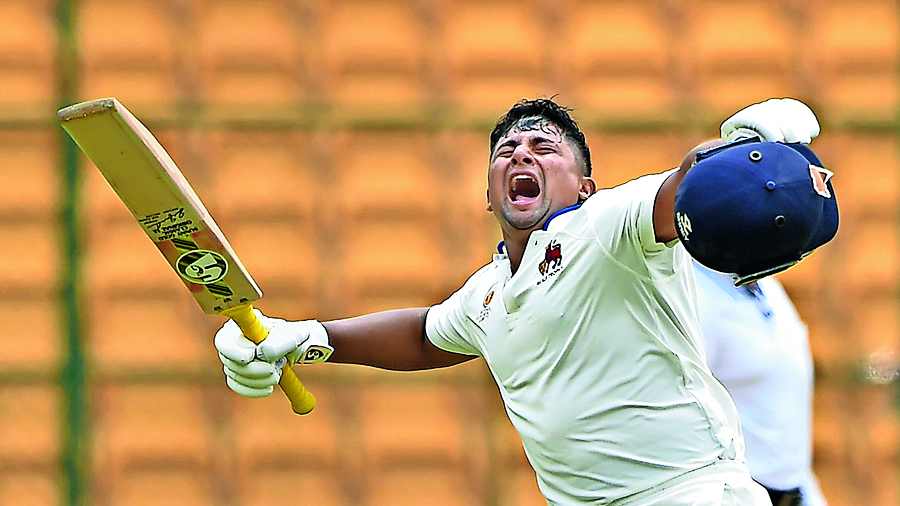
{"left": 176, "top": 249, "right": 229, "bottom": 284}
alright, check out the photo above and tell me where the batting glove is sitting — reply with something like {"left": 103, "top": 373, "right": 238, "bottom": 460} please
{"left": 721, "top": 98, "right": 820, "bottom": 144}
{"left": 214, "top": 310, "right": 333, "bottom": 398}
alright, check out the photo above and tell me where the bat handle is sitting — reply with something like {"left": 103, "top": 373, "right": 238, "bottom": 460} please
{"left": 223, "top": 304, "right": 317, "bottom": 415}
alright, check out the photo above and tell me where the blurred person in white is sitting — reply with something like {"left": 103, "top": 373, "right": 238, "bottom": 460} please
{"left": 214, "top": 98, "right": 824, "bottom": 505}
{"left": 694, "top": 261, "right": 827, "bottom": 506}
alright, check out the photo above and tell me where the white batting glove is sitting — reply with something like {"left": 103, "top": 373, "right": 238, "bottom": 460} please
{"left": 721, "top": 98, "right": 820, "bottom": 144}
{"left": 214, "top": 310, "right": 333, "bottom": 398}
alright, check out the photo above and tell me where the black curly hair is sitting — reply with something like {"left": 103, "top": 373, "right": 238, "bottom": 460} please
{"left": 489, "top": 98, "right": 593, "bottom": 176}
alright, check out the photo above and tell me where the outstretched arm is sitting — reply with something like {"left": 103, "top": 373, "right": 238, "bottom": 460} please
{"left": 324, "top": 308, "right": 475, "bottom": 370}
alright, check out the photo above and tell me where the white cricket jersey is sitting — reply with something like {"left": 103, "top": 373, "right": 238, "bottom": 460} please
{"left": 693, "top": 263, "right": 827, "bottom": 505}
{"left": 426, "top": 172, "right": 746, "bottom": 504}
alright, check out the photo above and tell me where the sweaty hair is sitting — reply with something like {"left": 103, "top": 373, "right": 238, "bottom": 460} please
{"left": 489, "top": 98, "right": 593, "bottom": 176}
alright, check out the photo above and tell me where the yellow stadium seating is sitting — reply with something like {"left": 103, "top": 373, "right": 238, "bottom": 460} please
{"left": 0, "top": 131, "right": 57, "bottom": 217}
{"left": 852, "top": 298, "right": 899, "bottom": 364}
{"left": 0, "top": 471, "right": 59, "bottom": 506}
{"left": 92, "top": 385, "right": 213, "bottom": 482}
{"left": 0, "top": 221, "right": 58, "bottom": 292}
{"left": 813, "top": 385, "right": 848, "bottom": 463}
{"left": 588, "top": 133, "right": 688, "bottom": 188}
{"left": 195, "top": 0, "right": 306, "bottom": 105}
{"left": 0, "top": 297, "right": 60, "bottom": 371}
{"left": 0, "top": 386, "right": 59, "bottom": 465}
{"left": 0, "top": 1, "right": 55, "bottom": 106}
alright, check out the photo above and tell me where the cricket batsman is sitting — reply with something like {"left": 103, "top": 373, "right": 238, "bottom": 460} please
{"left": 214, "top": 97, "right": 836, "bottom": 505}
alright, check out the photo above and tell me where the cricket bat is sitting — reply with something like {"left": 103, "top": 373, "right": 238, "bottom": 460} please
{"left": 58, "top": 97, "right": 316, "bottom": 415}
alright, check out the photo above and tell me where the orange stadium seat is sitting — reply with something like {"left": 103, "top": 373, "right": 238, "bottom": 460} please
{"left": 358, "top": 384, "right": 466, "bottom": 467}
{"left": 0, "top": 1, "right": 55, "bottom": 106}
{"left": 812, "top": 461, "right": 857, "bottom": 506}
{"left": 563, "top": 1, "right": 674, "bottom": 115}
{"left": 843, "top": 218, "right": 898, "bottom": 294}
{"left": 441, "top": 0, "right": 551, "bottom": 115}
{"left": 857, "top": 386, "right": 899, "bottom": 463}
{"left": 318, "top": 0, "right": 429, "bottom": 111}
{"left": 0, "top": 471, "right": 59, "bottom": 506}
{"left": 0, "top": 386, "right": 59, "bottom": 466}
{"left": 229, "top": 384, "right": 341, "bottom": 470}
{"left": 816, "top": 134, "right": 899, "bottom": 219}
{"left": 86, "top": 294, "right": 209, "bottom": 369}
{"left": 0, "top": 296, "right": 60, "bottom": 370}
{"left": 776, "top": 242, "right": 830, "bottom": 298}
{"left": 83, "top": 219, "right": 185, "bottom": 294}
{"left": 238, "top": 468, "right": 346, "bottom": 506}
{"left": 682, "top": 1, "right": 798, "bottom": 115}
{"left": 588, "top": 133, "right": 688, "bottom": 188}
{"left": 807, "top": 0, "right": 898, "bottom": 119}
{"left": 195, "top": 0, "right": 306, "bottom": 106}
{"left": 0, "top": 221, "right": 57, "bottom": 293}
{"left": 98, "top": 469, "right": 216, "bottom": 506}
{"left": 92, "top": 385, "right": 213, "bottom": 485}
{"left": 851, "top": 299, "right": 899, "bottom": 365}
{"left": 336, "top": 220, "right": 451, "bottom": 314}
{"left": 204, "top": 131, "right": 322, "bottom": 219}
{"left": 0, "top": 131, "right": 57, "bottom": 217}
{"left": 224, "top": 218, "right": 320, "bottom": 291}
{"left": 78, "top": 0, "right": 181, "bottom": 108}
{"left": 332, "top": 131, "right": 440, "bottom": 218}
{"left": 812, "top": 385, "right": 849, "bottom": 464}
{"left": 364, "top": 468, "right": 479, "bottom": 506}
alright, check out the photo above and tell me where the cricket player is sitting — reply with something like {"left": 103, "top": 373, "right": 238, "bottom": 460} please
{"left": 694, "top": 262, "right": 828, "bottom": 506}
{"left": 215, "top": 97, "right": 826, "bottom": 505}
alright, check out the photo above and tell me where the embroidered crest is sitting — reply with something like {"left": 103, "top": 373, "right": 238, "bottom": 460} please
{"left": 538, "top": 240, "right": 562, "bottom": 275}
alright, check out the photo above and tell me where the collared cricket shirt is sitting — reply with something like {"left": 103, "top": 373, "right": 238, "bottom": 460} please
{"left": 426, "top": 171, "right": 745, "bottom": 505}
{"left": 694, "top": 264, "right": 826, "bottom": 505}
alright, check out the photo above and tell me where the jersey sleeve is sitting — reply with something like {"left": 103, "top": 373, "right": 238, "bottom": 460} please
{"left": 425, "top": 285, "right": 482, "bottom": 357}
{"left": 581, "top": 169, "right": 682, "bottom": 276}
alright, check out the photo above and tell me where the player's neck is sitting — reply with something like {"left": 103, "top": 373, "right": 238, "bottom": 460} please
{"left": 501, "top": 227, "right": 537, "bottom": 274}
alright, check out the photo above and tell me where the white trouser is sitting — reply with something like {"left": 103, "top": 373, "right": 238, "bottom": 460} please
{"left": 610, "top": 459, "right": 772, "bottom": 506}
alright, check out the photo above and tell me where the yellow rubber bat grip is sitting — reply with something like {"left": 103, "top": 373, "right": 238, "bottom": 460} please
{"left": 222, "top": 304, "right": 316, "bottom": 415}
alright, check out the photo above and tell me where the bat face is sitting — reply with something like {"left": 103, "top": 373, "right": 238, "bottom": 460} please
{"left": 58, "top": 98, "right": 262, "bottom": 314}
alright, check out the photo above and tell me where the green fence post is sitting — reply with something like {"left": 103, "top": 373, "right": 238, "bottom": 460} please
{"left": 56, "top": 1, "right": 87, "bottom": 505}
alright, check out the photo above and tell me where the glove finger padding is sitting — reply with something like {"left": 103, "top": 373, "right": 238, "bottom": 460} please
{"left": 223, "top": 364, "right": 281, "bottom": 389}
{"left": 214, "top": 319, "right": 257, "bottom": 365}
{"left": 225, "top": 375, "right": 274, "bottom": 398}
{"left": 219, "top": 354, "right": 280, "bottom": 379}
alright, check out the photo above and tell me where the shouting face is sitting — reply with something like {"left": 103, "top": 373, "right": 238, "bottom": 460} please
{"left": 488, "top": 116, "right": 592, "bottom": 231}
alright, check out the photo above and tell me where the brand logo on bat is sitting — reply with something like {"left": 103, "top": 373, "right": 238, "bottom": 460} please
{"left": 176, "top": 250, "right": 229, "bottom": 284}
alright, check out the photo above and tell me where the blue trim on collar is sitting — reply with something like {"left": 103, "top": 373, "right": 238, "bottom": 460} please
{"left": 497, "top": 241, "right": 505, "bottom": 254}
{"left": 542, "top": 202, "right": 583, "bottom": 231}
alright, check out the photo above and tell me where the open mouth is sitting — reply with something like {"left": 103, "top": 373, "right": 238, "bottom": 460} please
{"left": 508, "top": 174, "right": 541, "bottom": 205}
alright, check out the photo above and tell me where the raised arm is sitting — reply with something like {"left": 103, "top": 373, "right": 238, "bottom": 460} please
{"left": 652, "top": 98, "right": 821, "bottom": 243}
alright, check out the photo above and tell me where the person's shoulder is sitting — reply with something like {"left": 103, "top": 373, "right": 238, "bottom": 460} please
{"left": 455, "top": 260, "right": 498, "bottom": 295}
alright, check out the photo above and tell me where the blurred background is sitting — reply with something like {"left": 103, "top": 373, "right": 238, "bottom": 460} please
{"left": 0, "top": 0, "right": 897, "bottom": 504}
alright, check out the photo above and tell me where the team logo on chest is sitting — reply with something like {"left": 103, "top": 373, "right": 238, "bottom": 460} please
{"left": 537, "top": 240, "right": 563, "bottom": 285}
{"left": 477, "top": 288, "right": 495, "bottom": 322}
